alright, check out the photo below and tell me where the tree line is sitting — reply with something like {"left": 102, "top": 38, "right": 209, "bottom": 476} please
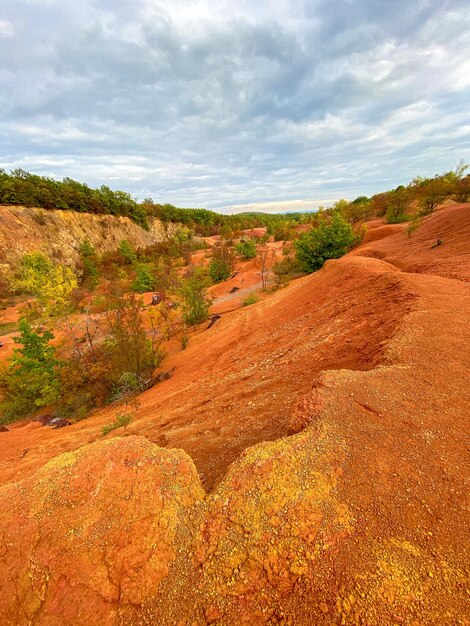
{"left": 1, "top": 164, "right": 468, "bottom": 235}
{"left": 0, "top": 168, "right": 317, "bottom": 234}
{"left": 0, "top": 168, "right": 149, "bottom": 228}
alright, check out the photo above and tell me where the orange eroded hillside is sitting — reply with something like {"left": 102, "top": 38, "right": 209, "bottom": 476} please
{"left": 0, "top": 203, "right": 469, "bottom": 625}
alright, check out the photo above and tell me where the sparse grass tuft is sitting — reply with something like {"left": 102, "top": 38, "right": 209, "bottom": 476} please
{"left": 101, "top": 413, "right": 132, "bottom": 436}
{"left": 242, "top": 293, "right": 260, "bottom": 306}
{"left": 0, "top": 321, "right": 17, "bottom": 335}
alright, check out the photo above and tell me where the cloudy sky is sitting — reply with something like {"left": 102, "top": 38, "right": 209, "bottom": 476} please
{"left": 1, "top": 0, "right": 469, "bottom": 213}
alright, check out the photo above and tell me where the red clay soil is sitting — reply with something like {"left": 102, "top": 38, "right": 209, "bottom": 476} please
{"left": 352, "top": 202, "right": 470, "bottom": 281}
{"left": 0, "top": 203, "right": 469, "bottom": 625}
{"left": 0, "top": 301, "right": 35, "bottom": 362}
{"left": 242, "top": 227, "right": 267, "bottom": 238}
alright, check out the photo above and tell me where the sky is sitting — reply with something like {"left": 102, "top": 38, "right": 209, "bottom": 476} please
{"left": 1, "top": 0, "right": 469, "bottom": 214}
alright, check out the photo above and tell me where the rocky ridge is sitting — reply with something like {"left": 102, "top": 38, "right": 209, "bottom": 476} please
{"left": 0, "top": 205, "right": 176, "bottom": 269}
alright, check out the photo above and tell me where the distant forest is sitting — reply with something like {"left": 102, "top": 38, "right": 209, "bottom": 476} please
{"left": 0, "top": 168, "right": 316, "bottom": 234}
{"left": 1, "top": 165, "right": 469, "bottom": 235}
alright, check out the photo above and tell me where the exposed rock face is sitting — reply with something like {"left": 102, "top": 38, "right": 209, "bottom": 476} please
{"left": 0, "top": 205, "right": 176, "bottom": 269}
{"left": 195, "top": 427, "right": 354, "bottom": 624}
{"left": 0, "top": 437, "right": 204, "bottom": 625}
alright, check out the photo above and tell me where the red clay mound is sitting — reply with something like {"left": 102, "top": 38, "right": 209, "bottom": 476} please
{"left": 362, "top": 222, "right": 406, "bottom": 243}
{"left": 0, "top": 436, "right": 204, "bottom": 625}
{"left": 354, "top": 203, "right": 470, "bottom": 281}
{"left": 189, "top": 270, "right": 470, "bottom": 625}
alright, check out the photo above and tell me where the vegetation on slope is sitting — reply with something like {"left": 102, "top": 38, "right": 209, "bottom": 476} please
{"left": 1, "top": 162, "right": 468, "bottom": 425}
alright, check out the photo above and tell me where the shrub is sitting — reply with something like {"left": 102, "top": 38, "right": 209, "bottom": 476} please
{"left": 13, "top": 252, "right": 78, "bottom": 315}
{"left": 242, "top": 293, "right": 259, "bottom": 306}
{"left": 118, "top": 239, "right": 137, "bottom": 264}
{"left": 209, "top": 258, "right": 231, "bottom": 283}
{"left": 132, "top": 263, "right": 155, "bottom": 293}
{"left": 209, "top": 240, "right": 235, "bottom": 282}
{"left": 102, "top": 291, "right": 160, "bottom": 388}
{"left": 101, "top": 412, "right": 132, "bottom": 436}
{"left": 272, "top": 254, "right": 304, "bottom": 287}
{"left": 295, "top": 212, "right": 355, "bottom": 272}
{"left": 179, "top": 268, "right": 212, "bottom": 326}
{"left": 385, "top": 207, "right": 408, "bottom": 224}
{"left": 0, "top": 319, "right": 61, "bottom": 422}
{"left": 235, "top": 238, "right": 257, "bottom": 259}
{"left": 341, "top": 197, "right": 372, "bottom": 224}
{"left": 407, "top": 214, "right": 421, "bottom": 238}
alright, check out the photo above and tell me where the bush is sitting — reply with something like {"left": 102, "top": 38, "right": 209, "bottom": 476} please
{"left": 295, "top": 212, "right": 355, "bottom": 272}
{"left": 341, "top": 197, "right": 372, "bottom": 224}
{"left": 118, "top": 240, "right": 137, "bottom": 264}
{"left": 272, "top": 254, "right": 304, "bottom": 287}
{"left": 101, "top": 412, "right": 132, "bottom": 436}
{"left": 132, "top": 263, "right": 155, "bottom": 293}
{"left": 56, "top": 291, "right": 162, "bottom": 418}
{"left": 0, "top": 319, "right": 61, "bottom": 423}
{"left": 407, "top": 214, "right": 421, "bottom": 238}
{"left": 179, "top": 268, "right": 212, "bottom": 326}
{"left": 209, "top": 258, "right": 231, "bottom": 283}
{"left": 235, "top": 238, "right": 257, "bottom": 259}
{"left": 13, "top": 252, "right": 78, "bottom": 314}
{"left": 209, "top": 240, "right": 235, "bottom": 282}
{"left": 242, "top": 293, "right": 259, "bottom": 306}
{"left": 386, "top": 207, "right": 409, "bottom": 223}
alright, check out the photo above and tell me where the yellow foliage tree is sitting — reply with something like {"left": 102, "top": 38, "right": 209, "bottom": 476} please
{"left": 13, "top": 252, "right": 78, "bottom": 315}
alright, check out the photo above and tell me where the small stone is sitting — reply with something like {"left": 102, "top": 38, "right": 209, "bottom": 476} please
{"left": 205, "top": 605, "right": 223, "bottom": 624}
{"left": 319, "top": 602, "right": 329, "bottom": 614}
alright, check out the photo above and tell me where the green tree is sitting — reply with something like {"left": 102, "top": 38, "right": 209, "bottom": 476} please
{"left": 341, "top": 197, "right": 371, "bottom": 224}
{"left": 235, "top": 237, "right": 257, "bottom": 260}
{"left": 385, "top": 188, "right": 412, "bottom": 223}
{"left": 415, "top": 177, "right": 451, "bottom": 215}
{"left": 295, "top": 212, "right": 355, "bottom": 272}
{"left": 118, "top": 239, "right": 137, "bottom": 264}
{"left": 0, "top": 319, "right": 60, "bottom": 422}
{"left": 179, "top": 269, "right": 212, "bottom": 326}
{"left": 209, "top": 258, "right": 231, "bottom": 282}
{"left": 103, "top": 291, "right": 158, "bottom": 395}
{"left": 209, "top": 240, "right": 235, "bottom": 283}
{"left": 132, "top": 263, "right": 155, "bottom": 293}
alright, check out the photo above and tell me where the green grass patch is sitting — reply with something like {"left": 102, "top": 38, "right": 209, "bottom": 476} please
{"left": 0, "top": 321, "right": 17, "bottom": 335}
{"left": 101, "top": 413, "right": 132, "bottom": 436}
{"left": 242, "top": 293, "right": 260, "bottom": 306}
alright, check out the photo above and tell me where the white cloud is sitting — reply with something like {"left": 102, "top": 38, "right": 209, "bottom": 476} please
{"left": 0, "top": 0, "right": 469, "bottom": 210}
{"left": 0, "top": 19, "right": 14, "bottom": 38}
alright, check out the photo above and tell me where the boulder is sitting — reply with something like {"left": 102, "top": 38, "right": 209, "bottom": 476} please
{"left": 0, "top": 436, "right": 204, "bottom": 625}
